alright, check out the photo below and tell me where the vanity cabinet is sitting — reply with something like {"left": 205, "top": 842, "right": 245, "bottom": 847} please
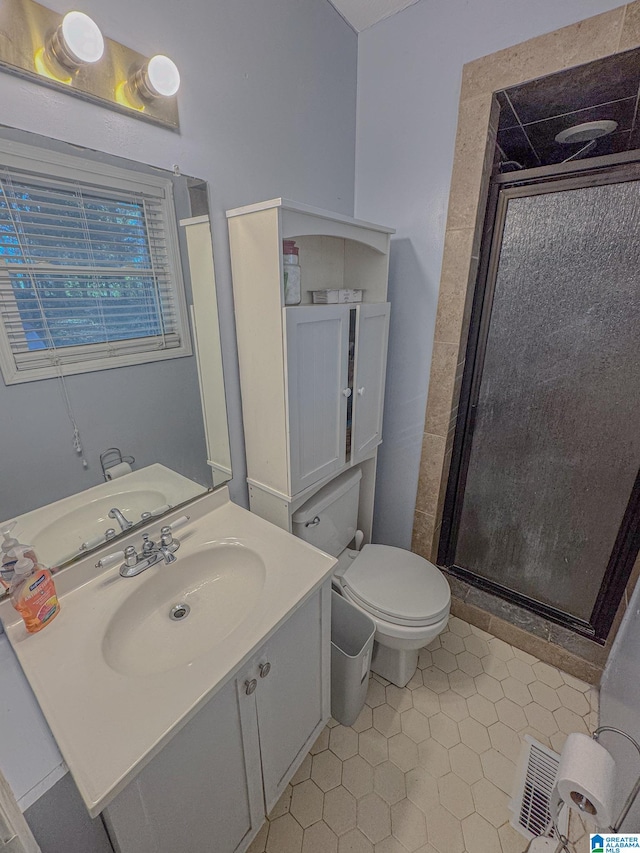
{"left": 103, "top": 585, "right": 330, "bottom": 853}
{"left": 227, "top": 198, "right": 394, "bottom": 539}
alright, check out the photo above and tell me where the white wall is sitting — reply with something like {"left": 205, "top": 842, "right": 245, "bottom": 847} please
{"left": 600, "top": 580, "right": 640, "bottom": 829}
{"left": 0, "top": 0, "right": 357, "bottom": 813}
{"left": 355, "top": 0, "right": 625, "bottom": 548}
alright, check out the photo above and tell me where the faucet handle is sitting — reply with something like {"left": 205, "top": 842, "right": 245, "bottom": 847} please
{"left": 95, "top": 550, "right": 125, "bottom": 569}
{"left": 124, "top": 545, "right": 139, "bottom": 568}
{"left": 160, "top": 526, "right": 180, "bottom": 553}
{"left": 141, "top": 534, "right": 155, "bottom": 556}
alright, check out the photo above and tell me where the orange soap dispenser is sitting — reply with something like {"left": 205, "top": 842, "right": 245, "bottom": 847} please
{"left": 9, "top": 548, "right": 60, "bottom": 633}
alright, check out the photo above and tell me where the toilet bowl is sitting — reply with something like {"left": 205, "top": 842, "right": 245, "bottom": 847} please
{"left": 292, "top": 469, "right": 451, "bottom": 688}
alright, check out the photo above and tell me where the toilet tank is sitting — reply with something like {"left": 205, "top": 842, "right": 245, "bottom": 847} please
{"left": 292, "top": 469, "right": 362, "bottom": 557}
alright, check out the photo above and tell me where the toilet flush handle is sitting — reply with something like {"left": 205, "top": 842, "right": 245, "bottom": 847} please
{"left": 305, "top": 516, "right": 321, "bottom": 528}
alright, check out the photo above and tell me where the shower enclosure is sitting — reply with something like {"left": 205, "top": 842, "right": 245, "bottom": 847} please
{"left": 440, "top": 158, "right": 640, "bottom": 640}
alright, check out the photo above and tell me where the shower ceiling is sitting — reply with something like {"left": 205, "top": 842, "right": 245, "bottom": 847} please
{"left": 496, "top": 47, "right": 640, "bottom": 169}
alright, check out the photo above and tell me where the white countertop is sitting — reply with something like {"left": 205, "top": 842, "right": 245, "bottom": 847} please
{"left": 0, "top": 489, "right": 335, "bottom": 817}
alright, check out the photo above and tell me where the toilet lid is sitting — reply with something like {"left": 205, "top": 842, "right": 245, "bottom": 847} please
{"left": 342, "top": 544, "right": 451, "bottom": 625}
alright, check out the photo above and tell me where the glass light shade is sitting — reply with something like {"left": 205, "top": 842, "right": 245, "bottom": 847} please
{"left": 60, "top": 11, "right": 104, "bottom": 64}
{"left": 145, "top": 55, "right": 180, "bottom": 97}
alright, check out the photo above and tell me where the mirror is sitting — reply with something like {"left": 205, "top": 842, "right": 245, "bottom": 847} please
{"left": 0, "top": 126, "right": 230, "bottom": 572}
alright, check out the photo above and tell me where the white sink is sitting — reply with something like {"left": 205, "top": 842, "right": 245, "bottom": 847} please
{"left": 0, "top": 487, "right": 335, "bottom": 817}
{"left": 102, "top": 542, "right": 266, "bottom": 676}
{"left": 3, "top": 464, "right": 205, "bottom": 567}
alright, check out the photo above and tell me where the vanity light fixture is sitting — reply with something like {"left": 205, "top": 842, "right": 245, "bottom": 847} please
{"left": 0, "top": 0, "right": 180, "bottom": 129}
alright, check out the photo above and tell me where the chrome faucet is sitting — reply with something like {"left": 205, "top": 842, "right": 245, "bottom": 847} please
{"left": 108, "top": 507, "right": 134, "bottom": 531}
{"left": 119, "top": 526, "right": 181, "bottom": 578}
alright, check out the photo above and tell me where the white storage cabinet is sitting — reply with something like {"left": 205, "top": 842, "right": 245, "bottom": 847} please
{"left": 227, "top": 198, "right": 393, "bottom": 539}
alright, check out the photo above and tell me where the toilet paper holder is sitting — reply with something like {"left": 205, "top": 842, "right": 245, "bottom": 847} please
{"left": 543, "top": 726, "right": 640, "bottom": 853}
{"left": 591, "top": 726, "right": 640, "bottom": 833}
{"left": 100, "top": 447, "right": 135, "bottom": 481}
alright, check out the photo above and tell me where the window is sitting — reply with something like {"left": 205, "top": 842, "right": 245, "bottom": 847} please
{"left": 0, "top": 139, "right": 191, "bottom": 384}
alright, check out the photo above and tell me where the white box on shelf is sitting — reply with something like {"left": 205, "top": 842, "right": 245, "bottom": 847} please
{"left": 312, "top": 289, "right": 363, "bottom": 304}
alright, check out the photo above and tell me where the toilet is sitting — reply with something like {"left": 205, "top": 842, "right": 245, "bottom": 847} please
{"left": 292, "top": 468, "right": 451, "bottom": 688}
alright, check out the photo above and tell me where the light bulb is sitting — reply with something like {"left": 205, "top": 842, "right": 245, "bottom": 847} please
{"left": 145, "top": 55, "right": 180, "bottom": 97}
{"left": 60, "top": 11, "right": 104, "bottom": 63}
{"left": 46, "top": 11, "right": 104, "bottom": 72}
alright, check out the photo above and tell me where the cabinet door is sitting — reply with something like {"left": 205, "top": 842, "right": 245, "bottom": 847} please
{"left": 103, "top": 676, "right": 263, "bottom": 853}
{"left": 351, "top": 303, "right": 390, "bottom": 463}
{"left": 285, "top": 305, "right": 350, "bottom": 494}
{"left": 255, "top": 587, "right": 329, "bottom": 812}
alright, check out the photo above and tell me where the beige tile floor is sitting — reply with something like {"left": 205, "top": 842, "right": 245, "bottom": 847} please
{"left": 248, "top": 616, "right": 598, "bottom": 853}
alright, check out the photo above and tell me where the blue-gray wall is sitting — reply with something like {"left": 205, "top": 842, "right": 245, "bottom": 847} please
{"left": 0, "top": 0, "right": 357, "bottom": 845}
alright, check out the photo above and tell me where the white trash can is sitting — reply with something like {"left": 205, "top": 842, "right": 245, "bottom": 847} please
{"left": 330, "top": 590, "right": 376, "bottom": 726}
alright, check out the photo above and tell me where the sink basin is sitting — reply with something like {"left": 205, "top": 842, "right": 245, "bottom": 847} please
{"left": 33, "top": 489, "right": 166, "bottom": 564}
{"left": 102, "top": 541, "right": 266, "bottom": 676}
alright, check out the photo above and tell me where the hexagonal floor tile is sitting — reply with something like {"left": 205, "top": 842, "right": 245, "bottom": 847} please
{"left": 487, "top": 637, "right": 514, "bottom": 661}
{"left": 474, "top": 673, "right": 504, "bottom": 702}
{"left": 532, "top": 661, "right": 564, "bottom": 689}
{"left": 467, "top": 693, "right": 499, "bottom": 727}
{"left": 390, "top": 799, "right": 427, "bottom": 851}
{"left": 424, "top": 803, "right": 464, "bottom": 853}
{"left": 342, "top": 755, "right": 374, "bottom": 799}
{"left": 323, "top": 786, "right": 357, "bottom": 836}
{"left": 461, "top": 811, "right": 501, "bottom": 853}
{"left": 495, "top": 697, "right": 528, "bottom": 731}
{"left": 480, "top": 748, "right": 516, "bottom": 795}
{"left": 366, "top": 678, "right": 388, "bottom": 708}
{"left": 438, "top": 690, "right": 469, "bottom": 722}
{"left": 374, "top": 761, "right": 406, "bottom": 805}
{"left": 457, "top": 650, "right": 484, "bottom": 678}
{"left": 359, "top": 728, "right": 390, "bottom": 766}
{"left": 529, "top": 680, "right": 561, "bottom": 712}
{"left": 405, "top": 767, "right": 439, "bottom": 814}
{"left": 266, "top": 813, "right": 304, "bottom": 853}
{"left": 524, "top": 702, "right": 559, "bottom": 737}
{"left": 440, "top": 632, "right": 465, "bottom": 655}
{"left": 386, "top": 685, "right": 413, "bottom": 712}
{"left": 471, "top": 777, "right": 509, "bottom": 828}
{"left": 488, "top": 721, "right": 523, "bottom": 763}
{"left": 480, "top": 655, "right": 509, "bottom": 681}
{"left": 388, "top": 732, "right": 419, "bottom": 771}
{"left": 312, "top": 748, "right": 343, "bottom": 792}
{"left": 421, "top": 667, "right": 450, "bottom": 694}
{"left": 437, "top": 772, "right": 474, "bottom": 819}
{"left": 412, "top": 687, "right": 441, "bottom": 718}
{"left": 417, "top": 739, "right": 452, "bottom": 778}
{"left": 373, "top": 704, "right": 402, "bottom": 738}
{"left": 330, "top": 726, "right": 360, "bottom": 760}
{"left": 448, "top": 617, "right": 472, "bottom": 638}
{"left": 302, "top": 821, "right": 338, "bottom": 853}
{"left": 448, "top": 742, "right": 483, "bottom": 784}
{"left": 502, "top": 677, "right": 533, "bottom": 707}
{"left": 448, "top": 669, "right": 477, "bottom": 699}
{"left": 458, "top": 716, "right": 491, "bottom": 754}
{"left": 401, "top": 708, "right": 431, "bottom": 743}
{"left": 357, "top": 792, "right": 391, "bottom": 843}
{"left": 290, "top": 779, "right": 324, "bottom": 828}
{"left": 352, "top": 705, "right": 373, "bottom": 733}
{"left": 506, "top": 658, "right": 536, "bottom": 685}
{"left": 432, "top": 648, "right": 458, "bottom": 673}
{"left": 429, "top": 713, "right": 460, "bottom": 749}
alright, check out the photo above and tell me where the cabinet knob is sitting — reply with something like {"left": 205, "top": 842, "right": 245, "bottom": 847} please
{"left": 245, "top": 678, "right": 258, "bottom": 695}
{"left": 357, "top": 387, "right": 365, "bottom": 396}
{"left": 342, "top": 388, "right": 352, "bottom": 398}
{"left": 259, "top": 662, "right": 271, "bottom": 678}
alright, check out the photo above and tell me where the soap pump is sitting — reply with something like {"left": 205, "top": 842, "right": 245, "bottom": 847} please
{"left": 9, "top": 547, "right": 60, "bottom": 633}
{"left": 1, "top": 522, "right": 38, "bottom": 588}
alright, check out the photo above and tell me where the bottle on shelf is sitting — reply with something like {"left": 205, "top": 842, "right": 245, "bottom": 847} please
{"left": 283, "top": 240, "right": 301, "bottom": 305}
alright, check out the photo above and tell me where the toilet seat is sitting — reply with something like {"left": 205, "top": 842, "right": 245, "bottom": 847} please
{"left": 340, "top": 544, "right": 451, "bottom": 628}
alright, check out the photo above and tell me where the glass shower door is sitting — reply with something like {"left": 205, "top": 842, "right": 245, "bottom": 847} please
{"left": 446, "top": 172, "right": 640, "bottom": 629}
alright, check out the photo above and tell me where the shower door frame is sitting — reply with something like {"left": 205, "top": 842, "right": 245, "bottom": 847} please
{"left": 438, "top": 154, "right": 640, "bottom": 642}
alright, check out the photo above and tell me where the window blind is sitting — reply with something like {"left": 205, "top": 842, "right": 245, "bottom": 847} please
{"left": 0, "top": 161, "right": 186, "bottom": 382}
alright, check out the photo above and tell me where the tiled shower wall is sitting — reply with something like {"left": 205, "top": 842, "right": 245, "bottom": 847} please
{"left": 411, "top": 1, "right": 640, "bottom": 678}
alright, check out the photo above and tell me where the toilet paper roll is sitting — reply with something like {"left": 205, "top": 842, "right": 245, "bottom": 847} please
{"left": 105, "top": 462, "right": 132, "bottom": 480}
{"left": 552, "top": 732, "right": 616, "bottom": 829}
